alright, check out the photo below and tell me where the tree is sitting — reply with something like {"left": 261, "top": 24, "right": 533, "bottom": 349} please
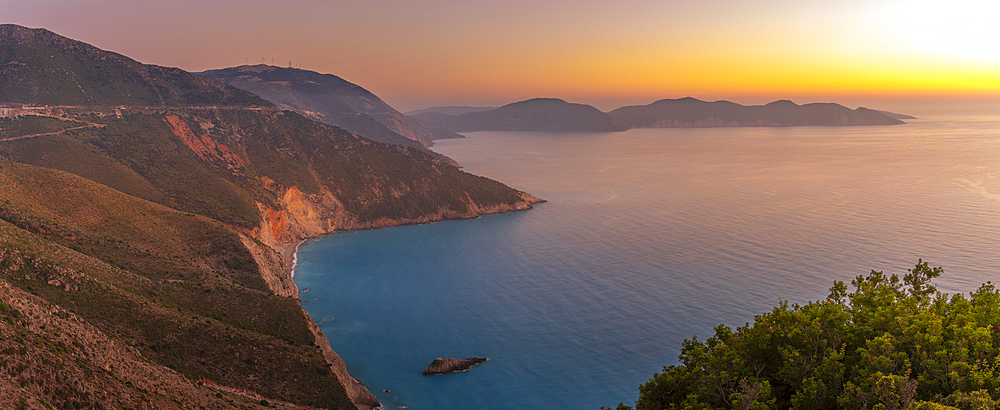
{"left": 617, "top": 261, "right": 1000, "bottom": 410}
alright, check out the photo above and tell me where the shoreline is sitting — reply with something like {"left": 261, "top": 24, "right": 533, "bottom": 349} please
{"left": 274, "top": 240, "right": 305, "bottom": 279}
{"left": 273, "top": 193, "right": 544, "bottom": 280}
{"left": 267, "top": 200, "right": 544, "bottom": 410}
{"left": 290, "top": 240, "right": 303, "bottom": 278}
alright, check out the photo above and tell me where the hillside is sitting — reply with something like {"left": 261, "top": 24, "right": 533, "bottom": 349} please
{"left": 0, "top": 24, "right": 542, "bottom": 410}
{"left": 0, "top": 159, "right": 367, "bottom": 409}
{"left": 609, "top": 97, "right": 905, "bottom": 127}
{"left": 0, "top": 25, "right": 541, "bottom": 247}
{"left": 0, "top": 25, "right": 267, "bottom": 107}
{"left": 411, "top": 98, "right": 628, "bottom": 132}
{"left": 198, "top": 65, "right": 460, "bottom": 148}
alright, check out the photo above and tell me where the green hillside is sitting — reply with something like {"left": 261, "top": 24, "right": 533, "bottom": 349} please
{"left": 1, "top": 107, "right": 534, "bottom": 230}
{"left": 0, "top": 159, "right": 353, "bottom": 408}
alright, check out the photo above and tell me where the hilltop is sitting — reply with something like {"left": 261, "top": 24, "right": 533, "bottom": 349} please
{"left": 411, "top": 98, "right": 628, "bottom": 132}
{"left": 0, "top": 25, "right": 266, "bottom": 107}
{"left": 198, "top": 65, "right": 460, "bottom": 149}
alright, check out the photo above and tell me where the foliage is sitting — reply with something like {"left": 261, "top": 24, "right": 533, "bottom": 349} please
{"left": 0, "top": 115, "right": 83, "bottom": 139}
{"left": 617, "top": 261, "right": 1000, "bottom": 410}
{"left": 0, "top": 160, "right": 353, "bottom": 409}
{"left": 1, "top": 25, "right": 269, "bottom": 107}
{"left": 1, "top": 108, "right": 530, "bottom": 229}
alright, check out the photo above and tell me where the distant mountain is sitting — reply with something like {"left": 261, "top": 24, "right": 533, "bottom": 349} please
{"left": 198, "top": 65, "right": 461, "bottom": 148}
{"left": 610, "top": 97, "right": 905, "bottom": 127}
{"left": 406, "top": 106, "right": 496, "bottom": 116}
{"left": 876, "top": 110, "right": 918, "bottom": 120}
{"left": 411, "top": 98, "right": 627, "bottom": 132}
{"left": 1, "top": 24, "right": 541, "bottom": 410}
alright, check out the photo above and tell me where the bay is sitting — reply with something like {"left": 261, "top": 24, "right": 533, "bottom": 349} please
{"left": 294, "top": 116, "right": 1000, "bottom": 409}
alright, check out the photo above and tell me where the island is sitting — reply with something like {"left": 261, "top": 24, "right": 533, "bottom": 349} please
{"left": 422, "top": 357, "right": 490, "bottom": 375}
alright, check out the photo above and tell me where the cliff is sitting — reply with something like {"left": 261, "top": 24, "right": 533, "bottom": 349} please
{"left": 0, "top": 159, "right": 355, "bottom": 408}
{"left": 0, "top": 24, "right": 543, "bottom": 410}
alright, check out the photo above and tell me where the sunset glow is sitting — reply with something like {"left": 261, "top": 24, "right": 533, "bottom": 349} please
{"left": 3, "top": 0, "right": 997, "bottom": 113}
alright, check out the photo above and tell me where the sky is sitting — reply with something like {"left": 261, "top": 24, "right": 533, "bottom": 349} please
{"left": 3, "top": 0, "right": 999, "bottom": 114}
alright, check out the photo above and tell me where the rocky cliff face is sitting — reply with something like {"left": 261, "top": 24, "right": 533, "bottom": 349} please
{"left": 254, "top": 184, "right": 542, "bottom": 248}
{"left": 0, "top": 159, "right": 361, "bottom": 409}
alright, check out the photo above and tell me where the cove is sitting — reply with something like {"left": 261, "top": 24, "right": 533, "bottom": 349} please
{"left": 294, "top": 116, "right": 1000, "bottom": 409}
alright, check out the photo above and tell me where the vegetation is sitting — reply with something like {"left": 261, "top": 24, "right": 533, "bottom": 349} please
{"left": 612, "top": 261, "right": 1000, "bottom": 410}
{"left": 0, "top": 23, "right": 538, "bottom": 409}
{"left": 0, "top": 115, "right": 83, "bottom": 139}
{"left": 1, "top": 25, "right": 269, "bottom": 107}
{"left": 0, "top": 160, "right": 354, "bottom": 409}
{"left": 1, "top": 108, "right": 530, "bottom": 229}
{"left": 199, "top": 64, "right": 462, "bottom": 151}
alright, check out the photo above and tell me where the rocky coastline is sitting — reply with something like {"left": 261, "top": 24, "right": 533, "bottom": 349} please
{"left": 278, "top": 198, "right": 542, "bottom": 409}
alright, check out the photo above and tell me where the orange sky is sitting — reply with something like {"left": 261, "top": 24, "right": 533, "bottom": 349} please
{"left": 3, "top": 0, "right": 998, "bottom": 114}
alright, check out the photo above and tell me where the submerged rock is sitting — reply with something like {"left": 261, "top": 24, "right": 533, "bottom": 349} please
{"left": 422, "top": 357, "right": 489, "bottom": 375}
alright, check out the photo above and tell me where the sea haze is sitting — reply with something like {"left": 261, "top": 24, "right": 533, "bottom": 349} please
{"left": 294, "top": 116, "right": 1000, "bottom": 410}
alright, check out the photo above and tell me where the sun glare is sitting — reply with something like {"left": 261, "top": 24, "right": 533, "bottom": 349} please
{"left": 869, "top": 0, "right": 1000, "bottom": 64}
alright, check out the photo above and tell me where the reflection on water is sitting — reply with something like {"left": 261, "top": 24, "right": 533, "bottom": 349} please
{"left": 295, "top": 116, "right": 1000, "bottom": 410}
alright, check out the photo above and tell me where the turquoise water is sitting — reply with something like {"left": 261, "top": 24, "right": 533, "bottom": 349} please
{"left": 294, "top": 116, "right": 1000, "bottom": 409}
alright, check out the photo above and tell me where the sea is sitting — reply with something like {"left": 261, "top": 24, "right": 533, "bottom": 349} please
{"left": 293, "top": 116, "right": 1000, "bottom": 410}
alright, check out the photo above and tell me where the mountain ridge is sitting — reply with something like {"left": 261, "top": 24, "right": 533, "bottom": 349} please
{"left": 408, "top": 96, "right": 908, "bottom": 133}
{"left": 0, "top": 24, "right": 268, "bottom": 107}
{"left": 411, "top": 97, "right": 628, "bottom": 132}
{"left": 198, "top": 65, "right": 461, "bottom": 148}
{"left": 610, "top": 97, "right": 905, "bottom": 127}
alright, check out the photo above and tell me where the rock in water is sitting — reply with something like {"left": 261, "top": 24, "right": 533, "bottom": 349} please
{"left": 422, "top": 357, "right": 489, "bottom": 375}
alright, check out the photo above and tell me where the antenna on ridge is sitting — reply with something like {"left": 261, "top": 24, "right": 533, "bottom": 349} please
{"left": 261, "top": 57, "right": 264, "bottom": 64}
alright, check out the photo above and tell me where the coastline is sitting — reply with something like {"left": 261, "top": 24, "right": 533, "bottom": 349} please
{"left": 268, "top": 198, "right": 544, "bottom": 410}
{"left": 274, "top": 240, "right": 305, "bottom": 278}
{"left": 277, "top": 236, "right": 381, "bottom": 410}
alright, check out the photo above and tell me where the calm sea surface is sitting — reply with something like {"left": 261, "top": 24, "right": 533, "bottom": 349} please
{"left": 294, "top": 116, "right": 1000, "bottom": 410}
